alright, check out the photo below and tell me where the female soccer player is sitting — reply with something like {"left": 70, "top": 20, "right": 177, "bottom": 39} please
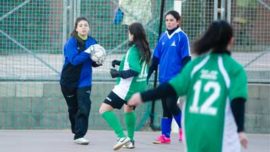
{"left": 129, "top": 20, "right": 248, "bottom": 152}
{"left": 147, "top": 10, "right": 191, "bottom": 143}
{"left": 60, "top": 17, "right": 100, "bottom": 145}
{"left": 99, "top": 22, "right": 151, "bottom": 150}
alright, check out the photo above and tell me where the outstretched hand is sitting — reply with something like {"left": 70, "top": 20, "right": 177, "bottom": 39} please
{"left": 128, "top": 93, "right": 143, "bottom": 106}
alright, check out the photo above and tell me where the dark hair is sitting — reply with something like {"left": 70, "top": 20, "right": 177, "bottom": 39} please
{"left": 69, "top": 17, "right": 90, "bottom": 51}
{"left": 71, "top": 17, "right": 89, "bottom": 37}
{"left": 165, "top": 10, "right": 181, "bottom": 22}
{"left": 193, "top": 20, "right": 233, "bottom": 55}
{"left": 128, "top": 22, "right": 151, "bottom": 64}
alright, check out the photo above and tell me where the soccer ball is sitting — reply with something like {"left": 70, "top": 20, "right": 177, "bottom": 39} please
{"left": 89, "top": 44, "right": 106, "bottom": 65}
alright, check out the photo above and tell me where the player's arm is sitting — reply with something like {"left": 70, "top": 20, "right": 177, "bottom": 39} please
{"left": 179, "top": 33, "right": 191, "bottom": 68}
{"left": 231, "top": 98, "right": 245, "bottom": 132}
{"left": 110, "top": 69, "right": 139, "bottom": 79}
{"left": 64, "top": 38, "right": 90, "bottom": 65}
{"left": 229, "top": 66, "right": 248, "bottom": 149}
{"left": 110, "top": 47, "right": 140, "bottom": 79}
{"left": 233, "top": 100, "right": 248, "bottom": 150}
{"left": 141, "top": 82, "right": 176, "bottom": 102}
{"left": 230, "top": 67, "right": 248, "bottom": 132}
{"left": 147, "top": 36, "right": 163, "bottom": 80}
{"left": 128, "top": 82, "right": 177, "bottom": 106}
{"left": 147, "top": 56, "right": 159, "bottom": 81}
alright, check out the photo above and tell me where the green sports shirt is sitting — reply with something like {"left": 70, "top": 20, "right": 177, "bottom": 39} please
{"left": 112, "top": 45, "right": 148, "bottom": 101}
{"left": 169, "top": 52, "right": 248, "bottom": 152}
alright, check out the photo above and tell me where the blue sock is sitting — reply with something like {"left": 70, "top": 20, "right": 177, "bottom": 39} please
{"left": 173, "top": 112, "right": 182, "bottom": 128}
{"left": 161, "top": 117, "right": 172, "bottom": 138}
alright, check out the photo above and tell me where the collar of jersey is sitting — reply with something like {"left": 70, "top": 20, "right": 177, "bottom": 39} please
{"left": 212, "top": 49, "right": 231, "bottom": 55}
{"left": 165, "top": 27, "right": 182, "bottom": 39}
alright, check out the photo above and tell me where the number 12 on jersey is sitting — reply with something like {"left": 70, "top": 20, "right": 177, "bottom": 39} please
{"left": 189, "top": 80, "right": 220, "bottom": 116}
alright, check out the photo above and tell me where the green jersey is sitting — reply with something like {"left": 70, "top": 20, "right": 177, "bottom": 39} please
{"left": 113, "top": 45, "right": 148, "bottom": 101}
{"left": 169, "top": 52, "right": 248, "bottom": 152}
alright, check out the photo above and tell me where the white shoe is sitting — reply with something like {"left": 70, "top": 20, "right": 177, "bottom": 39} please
{"left": 113, "top": 137, "right": 130, "bottom": 151}
{"left": 123, "top": 140, "right": 135, "bottom": 149}
{"left": 74, "top": 137, "right": 89, "bottom": 145}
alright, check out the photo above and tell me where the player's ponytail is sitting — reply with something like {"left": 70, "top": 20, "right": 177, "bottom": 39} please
{"left": 193, "top": 20, "right": 233, "bottom": 55}
{"left": 128, "top": 22, "right": 151, "bottom": 64}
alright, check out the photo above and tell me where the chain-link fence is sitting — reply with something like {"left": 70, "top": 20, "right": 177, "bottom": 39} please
{"left": 0, "top": 0, "right": 269, "bottom": 82}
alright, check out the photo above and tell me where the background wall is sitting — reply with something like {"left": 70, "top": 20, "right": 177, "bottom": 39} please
{"left": 0, "top": 81, "right": 269, "bottom": 133}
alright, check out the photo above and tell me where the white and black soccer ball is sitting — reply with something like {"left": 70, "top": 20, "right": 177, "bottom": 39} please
{"left": 89, "top": 44, "right": 106, "bottom": 65}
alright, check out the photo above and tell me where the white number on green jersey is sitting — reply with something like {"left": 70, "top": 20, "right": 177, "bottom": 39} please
{"left": 189, "top": 80, "right": 220, "bottom": 115}
{"left": 138, "top": 62, "right": 148, "bottom": 80}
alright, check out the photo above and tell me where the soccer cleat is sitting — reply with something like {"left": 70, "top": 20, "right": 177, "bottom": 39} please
{"left": 179, "top": 128, "right": 183, "bottom": 141}
{"left": 123, "top": 140, "right": 135, "bottom": 149}
{"left": 113, "top": 137, "right": 130, "bottom": 151}
{"left": 153, "top": 134, "right": 171, "bottom": 144}
{"left": 74, "top": 137, "right": 89, "bottom": 145}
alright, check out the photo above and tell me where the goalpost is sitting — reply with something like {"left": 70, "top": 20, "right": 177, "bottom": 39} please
{"left": 174, "top": 0, "right": 182, "bottom": 15}
{"left": 171, "top": 0, "right": 183, "bottom": 133}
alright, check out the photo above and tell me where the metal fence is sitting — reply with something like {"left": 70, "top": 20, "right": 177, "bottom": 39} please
{"left": 0, "top": 0, "right": 269, "bottom": 82}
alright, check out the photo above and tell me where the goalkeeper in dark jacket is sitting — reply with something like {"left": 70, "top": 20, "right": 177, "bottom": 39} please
{"left": 60, "top": 17, "right": 100, "bottom": 145}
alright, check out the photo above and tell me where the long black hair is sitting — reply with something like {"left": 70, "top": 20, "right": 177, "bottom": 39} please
{"left": 128, "top": 22, "right": 151, "bottom": 64}
{"left": 71, "top": 17, "right": 89, "bottom": 37}
{"left": 70, "top": 17, "right": 89, "bottom": 51}
{"left": 193, "top": 20, "right": 233, "bottom": 55}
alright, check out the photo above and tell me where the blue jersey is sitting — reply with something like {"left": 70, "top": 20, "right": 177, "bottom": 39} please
{"left": 60, "top": 36, "right": 97, "bottom": 88}
{"left": 153, "top": 27, "right": 190, "bottom": 83}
